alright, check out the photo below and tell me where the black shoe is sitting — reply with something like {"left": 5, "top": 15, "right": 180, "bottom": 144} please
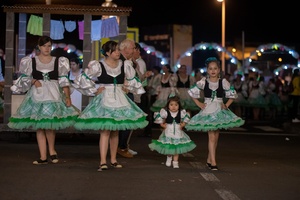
{"left": 206, "top": 163, "right": 212, "bottom": 168}
{"left": 50, "top": 154, "right": 59, "bottom": 164}
{"left": 110, "top": 162, "right": 122, "bottom": 168}
{"left": 98, "top": 164, "right": 108, "bottom": 171}
{"left": 33, "top": 158, "right": 48, "bottom": 165}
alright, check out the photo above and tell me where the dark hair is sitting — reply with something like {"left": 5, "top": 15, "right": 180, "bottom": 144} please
{"left": 70, "top": 57, "right": 79, "bottom": 64}
{"left": 38, "top": 36, "right": 53, "bottom": 46}
{"left": 152, "top": 65, "right": 161, "bottom": 72}
{"left": 101, "top": 40, "right": 118, "bottom": 57}
{"left": 164, "top": 96, "right": 182, "bottom": 111}
{"left": 205, "top": 57, "right": 220, "bottom": 68}
{"left": 163, "top": 64, "right": 173, "bottom": 73}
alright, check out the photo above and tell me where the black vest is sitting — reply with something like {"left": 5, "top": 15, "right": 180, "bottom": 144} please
{"left": 177, "top": 75, "right": 190, "bottom": 88}
{"left": 97, "top": 62, "right": 125, "bottom": 84}
{"left": 32, "top": 57, "right": 59, "bottom": 80}
{"left": 165, "top": 110, "right": 181, "bottom": 124}
{"left": 203, "top": 79, "right": 224, "bottom": 98}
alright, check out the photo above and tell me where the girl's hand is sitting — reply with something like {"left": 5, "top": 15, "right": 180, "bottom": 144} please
{"left": 196, "top": 101, "right": 206, "bottom": 110}
{"left": 95, "top": 87, "right": 105, "bottom": 95}
{"left": 180, "top": 122, "right": 186, "bottom": 130}
{"left": 160, "top": 123, "right": 167, "bottom": 129}
{"left": 32, "top": 79, "right": 42, "bottom": 88}
{"left": 222, "top": 103, "right": 228, "bottom": 110}
{"left": 122, "top": 87, "right": 129, "bottom": 94}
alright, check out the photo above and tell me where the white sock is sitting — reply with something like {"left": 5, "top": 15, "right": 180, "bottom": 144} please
{"left": 172, "top": 161, "right": 179, "bottom": 168}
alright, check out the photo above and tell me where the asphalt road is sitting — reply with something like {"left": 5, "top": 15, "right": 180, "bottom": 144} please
{"left": 0, "top": 127, "right": 299, "bottom": 200}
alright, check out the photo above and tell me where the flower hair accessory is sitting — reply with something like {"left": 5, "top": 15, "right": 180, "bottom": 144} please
{"left": 100, "top": 49, "right": 106, "bottom": 56}
{"left": 205, "top": 57, "right": 219, "bottom": 67}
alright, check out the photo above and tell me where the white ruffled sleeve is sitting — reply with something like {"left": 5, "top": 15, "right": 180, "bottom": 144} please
{"left": 73, "top": 60, "right": 101, "bottom": 96}
{"left": 223, "top": 78, "right": 238, "bottom": 99}
{"left": 188, "top": 77, "right": 206, "bottom": 98}
{"left": 124, "top": 60, "right": 145, "bottom": 94}
{"left": 58, "top": 57, "right": 71, "bottom": 88}
{"left": 153, "top": 108, "right": 167, "bottom": 124}
{"left": 181, "top": 109, "right": 191, "bottom": 123}
{"left": 10, "top": 56, "right": 33, "bottom": 93}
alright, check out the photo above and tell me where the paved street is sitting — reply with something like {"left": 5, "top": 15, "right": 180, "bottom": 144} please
{"left": 0, "top": 121, "right": 299, "bottom": 200}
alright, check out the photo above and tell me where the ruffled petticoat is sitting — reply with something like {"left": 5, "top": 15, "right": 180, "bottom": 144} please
{"left": 149, "top": 130, "right": 196, "bottom": 155}
{"left": 8, "top": 90, "right": 79, "bottom": 130}
{"left": 186, "top": 99, "right": 245, "bottom": 132}
{"left": 74, "top": 86, "right": 148, "bottom": 131}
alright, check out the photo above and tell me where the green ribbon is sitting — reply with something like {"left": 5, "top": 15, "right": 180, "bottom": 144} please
{"left": 113, "top": 77, "right": 117, "bottom": 99}
{"left": 42, "top": 73, "right": 50, "bottom": 81}
{"left": 211, "top": 90, "right": 216, "bottom": 101}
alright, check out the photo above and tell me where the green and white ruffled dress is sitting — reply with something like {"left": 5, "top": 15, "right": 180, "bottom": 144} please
{"left": 149, "top": 108, "right": 196, "bottom": 155}
{"left": 8, "top": 56, "right": 79, "bottom": 130}
{"left": 186, "top": 77, "right": 245, "bottom": 132}
{"left": 73, "top": 60, "right": 148, "bottom": 131}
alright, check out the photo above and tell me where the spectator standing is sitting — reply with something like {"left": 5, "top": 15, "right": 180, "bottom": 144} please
{"left": 117, "top": 38, "right": 138, "bottom": 158}
{"left": 8, "top": 36, "right": 79, "bottom": 165}
{"left": 68, "top": 58, "right": 82, "bottom": 83}
{"left": 68, "top": 57, "right": 84, "bottom": 137}
{"left": 132, "top": 42, "right": 152, "bottom": 138}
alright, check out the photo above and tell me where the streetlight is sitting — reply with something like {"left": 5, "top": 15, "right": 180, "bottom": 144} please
{"left": 217, "top": 0, "right": 226, "bottom": 73}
